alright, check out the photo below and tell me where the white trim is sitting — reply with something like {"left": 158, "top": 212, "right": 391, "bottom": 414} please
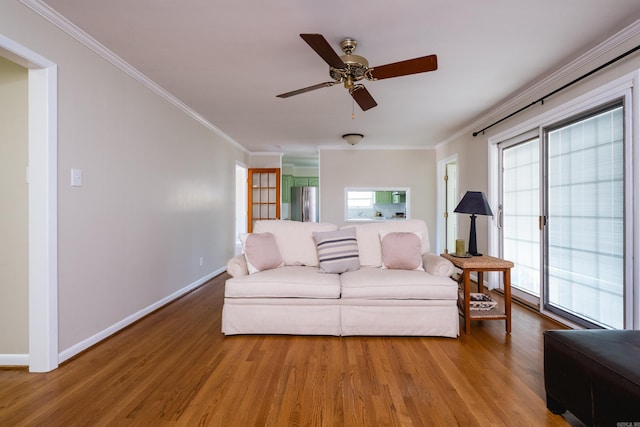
{"left": 0, "top": 354, "right": 29, "bottom": 366}
{"left": 0, "top": 33, "right": 59, "bottom": 372}
{"left": 620, "top": 82, "right": 636, "bottom": 330}
{"left": 58, "top": 268, "right": 224, "bottom": 364}
{"left": 28, "top": 65, "right": 59, "bottom": 372}
{"left": 18, "top": 0, "right": 247, "bottom": 154}
{"left": 631, "top": 71, "right": 640, "bottom": 330}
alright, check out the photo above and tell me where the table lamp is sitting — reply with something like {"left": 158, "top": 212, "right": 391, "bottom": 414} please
{"left": 454, "top": 191, "right": 493, "bottom": 256}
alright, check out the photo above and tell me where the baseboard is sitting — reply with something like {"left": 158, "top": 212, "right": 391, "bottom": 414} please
{"left": 0, "top": 353, "right": 29, "bottom": 367}
{"left": 58, "top": 268, "right": 225, "bottom": 364}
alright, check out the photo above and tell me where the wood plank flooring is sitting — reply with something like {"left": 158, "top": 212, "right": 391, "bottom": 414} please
{"left": 0, "top": 273, "right": 583, "bottom": 426}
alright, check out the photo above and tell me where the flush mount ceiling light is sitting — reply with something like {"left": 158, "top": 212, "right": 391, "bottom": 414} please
{"left": 342, "top": 133, "right": 364, "bottom": 145}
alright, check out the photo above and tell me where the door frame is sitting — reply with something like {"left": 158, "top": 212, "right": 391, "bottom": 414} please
{"left": 1, "top": 34, "right": 59, "bottom": 372}
{"left": 235, "top": 162, "right": 248, "bottom": 253}
{"left": 436, "top": 154, "right": 458, "bottom": 254}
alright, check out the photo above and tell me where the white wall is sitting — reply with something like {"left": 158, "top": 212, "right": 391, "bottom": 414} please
{"left": 249, "top": 152, "right": 282, "bottom": 168}
{"left": 319, "top": 148, "right": 438, "bottom": 250}
{"left": 0, "top": 1, "right": 246, "bottom": 360}
{"left": 0, "top": 56, "right": 28, "bottom": 354}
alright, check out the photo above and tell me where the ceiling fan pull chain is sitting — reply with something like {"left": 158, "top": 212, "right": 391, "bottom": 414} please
{"left": 352, "top": 98, "right": 356, "bottom": 119}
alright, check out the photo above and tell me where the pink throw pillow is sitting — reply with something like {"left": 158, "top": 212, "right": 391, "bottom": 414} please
{"left": 241, "top": 232, "right": 284, "bottom": 274}
{"left": 380, "top": 231, "right": 424, "bottom": 271}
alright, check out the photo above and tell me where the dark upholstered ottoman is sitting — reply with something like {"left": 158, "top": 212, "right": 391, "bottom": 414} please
{"left": 543, "top": 330, "right": 640, "bottom": 426}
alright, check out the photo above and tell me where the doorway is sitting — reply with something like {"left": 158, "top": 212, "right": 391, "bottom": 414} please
{"left": 1, "top": 34, "right": 58, "bottom": 372}
{"left": 235, "top": 163, "right": 247, "bottom": 254}
{"left": 0, "top": 56, "right": 28, "bottom": 365}
{"left": 438, "top": 155, "right": 458, "bottom": 254}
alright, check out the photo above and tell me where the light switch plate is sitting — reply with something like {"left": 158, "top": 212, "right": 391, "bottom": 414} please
{"left": 71, "top": 168, "right": 82, "bottom": 187}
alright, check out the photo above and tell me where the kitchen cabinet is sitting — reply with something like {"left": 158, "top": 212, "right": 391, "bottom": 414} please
{"left": 375, "top": 191, "right": 406, "bottom": 204}
{"left": 292, "top": 177, "right": 319, "bottom": 187}
{"left": 281, "top": 175, "right": 293, "bottom": 202}
{"left": 293, "top": 177, "right": 309, "bottom": 186}
{"left": 393, "top": 192, "right": 406, "bottom": 203}
{"left": 375, "top": 191, "right": 393, "bottom": 204}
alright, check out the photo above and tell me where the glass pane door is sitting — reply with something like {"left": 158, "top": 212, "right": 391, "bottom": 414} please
{"left": 545, "top": 106, "right": 624, "bottom": 329}
{"left": 247, "top": 168, "right": 280, "bottom": 232}
{"left": 500, "top": 138, "right": 541, "bottom": 304}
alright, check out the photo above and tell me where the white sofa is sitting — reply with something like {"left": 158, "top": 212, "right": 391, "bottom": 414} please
{"left": 223, "top": 219, "right": 459, "bottom": 337}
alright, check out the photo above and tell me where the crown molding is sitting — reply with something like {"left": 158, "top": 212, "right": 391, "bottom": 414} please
{"left": 19, "top": 0, "right": 247, "bottom": 153}
{"left": 438, "top": 18, "right": 640, "bottom": 147}
{"left": 248, "top": 152, "right": 284, "bottom": 158}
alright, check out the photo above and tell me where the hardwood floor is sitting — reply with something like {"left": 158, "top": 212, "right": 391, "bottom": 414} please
{"left": 0, "top": 273, "right": 583, "bottom": 426}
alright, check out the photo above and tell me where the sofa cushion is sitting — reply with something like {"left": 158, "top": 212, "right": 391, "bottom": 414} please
{"left": 254, "top": 220, "right": 338, "bottom": 267}
{"left": 342, "top": 219, "right": 431, "bottom": 267}
{"left": 227, "top": 254, "right": 249, "bottom": 277}
{"left": 240, "top": 232, "right": 284, "bottom": 274}
{"left": 340, "top": 267, "right": 457, "bottom": 300}
{"left": 380, "top": 231, "right": 424, "bottom": 271}
{"left": 313, "top": 228, "right": 360, "bottom": 273}
{"left": 422, "top": 253, "right": 455, "bottom": 277}
{"left": 225, "top": 266, "right": 341, "bottom": 299}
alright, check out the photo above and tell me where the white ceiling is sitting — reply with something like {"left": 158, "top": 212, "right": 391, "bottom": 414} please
{"left": 40, "top": 0, "right": 640, "bottom": 157}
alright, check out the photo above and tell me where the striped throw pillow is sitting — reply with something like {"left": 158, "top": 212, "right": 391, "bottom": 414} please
{"left": 313, "top": 228, "right": 360, "bottom": 274}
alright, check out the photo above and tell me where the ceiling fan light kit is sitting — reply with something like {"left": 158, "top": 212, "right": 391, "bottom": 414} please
{"left": 276, "top": 34, "right": 438, "bottom": 112}
{"left": 342, "top": 133, "right": 364, "bottom": 145}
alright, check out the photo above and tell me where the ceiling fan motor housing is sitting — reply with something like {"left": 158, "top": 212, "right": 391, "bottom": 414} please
{"left": 329, "top": 38, "right": 370, "bottom": 88}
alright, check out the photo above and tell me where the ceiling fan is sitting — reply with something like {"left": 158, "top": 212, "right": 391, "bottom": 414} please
{"left": 276, "top": 34, "right": 438, "bottom": 111}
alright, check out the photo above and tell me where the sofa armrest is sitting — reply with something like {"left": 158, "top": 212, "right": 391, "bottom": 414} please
{"left": 422, "top": 253, "right": 454, "bottom": 277}
{"left": 227, "top": 254, "right": 249, "bottom": 277}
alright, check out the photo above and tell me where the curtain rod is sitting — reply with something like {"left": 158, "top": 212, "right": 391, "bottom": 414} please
{"left": 472, "top": 43, "right": 640, "bottom": 137}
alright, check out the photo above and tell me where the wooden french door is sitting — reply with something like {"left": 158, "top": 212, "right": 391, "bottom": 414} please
{"left": 247, "top": 168, "right": 280, "bottom": 232}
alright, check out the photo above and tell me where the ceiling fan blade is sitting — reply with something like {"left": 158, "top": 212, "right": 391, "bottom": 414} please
{"left": 300, "top": 34, "right": 346, "bottom": 69}
{"left": 276, "top": 81, "right": 336, "bottom": 98}
{"left": 369, "top": 55, "right": 438, "bottom": 80}
{"left": 350, "top": 85, "right": 377, "bottom": 111}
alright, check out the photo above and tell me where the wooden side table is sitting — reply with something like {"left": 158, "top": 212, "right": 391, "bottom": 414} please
{"left": 441, "top": 253, "right": 514, "bottom": 335}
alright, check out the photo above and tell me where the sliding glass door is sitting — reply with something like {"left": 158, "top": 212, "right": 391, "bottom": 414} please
{"left": 545, "top": 104, "right": 624, "bottom": 329}
{"left": 499, "top": 137, "right": 541, "bottom": 306}
{"left": 498, "top": 101, "right": 626, "bottom": 329}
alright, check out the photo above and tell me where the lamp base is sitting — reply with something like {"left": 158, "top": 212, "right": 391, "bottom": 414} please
{"left": 468, "top": 214, "right": 482, "bottom": 257}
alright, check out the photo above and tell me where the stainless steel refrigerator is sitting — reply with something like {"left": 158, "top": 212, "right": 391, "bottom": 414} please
{"left": 290, "top": 186, "right": 318, "bottom": 222}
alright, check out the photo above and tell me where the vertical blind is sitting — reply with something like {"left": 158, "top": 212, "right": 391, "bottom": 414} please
{"left": 546, "top": 105, "right": 624, "bottom": 329}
